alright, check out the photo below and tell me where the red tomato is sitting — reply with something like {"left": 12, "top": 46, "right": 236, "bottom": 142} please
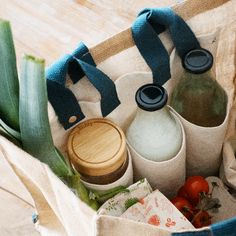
{"left": 192, "top": 210, "right": 211, "bottom": 228}
{"left": 177, "top": 186, "right": 189, "bottom": 199}
{"left": 184, "top": 176, "right": 209, "bottom": 204}
{"left": 171, "top": 197, "right": 194, "bottom": 221}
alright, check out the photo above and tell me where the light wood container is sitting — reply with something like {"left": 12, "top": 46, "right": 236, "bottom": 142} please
{"left": 67, "top": 118, "right": 127, "bottom": 179}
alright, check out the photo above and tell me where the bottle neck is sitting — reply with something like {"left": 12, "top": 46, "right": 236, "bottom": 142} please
{"left": 184, "top": 69, "right": 214, "bottom": 81}
{"left": 136, "top": 105, "right": 171, "bottom": 120}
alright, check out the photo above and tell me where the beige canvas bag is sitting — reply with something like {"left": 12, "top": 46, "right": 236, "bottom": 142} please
{"left": 221, "top": 95, "right": 236, "bottom": 190}
{"left": 0, "top": 0, "right": 236, "bottom": 235}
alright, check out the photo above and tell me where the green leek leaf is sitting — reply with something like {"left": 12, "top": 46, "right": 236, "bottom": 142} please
{"left": 0, "top": 125, "right": 21, "bottom": 147}
{"left": 65, "top": 174, "right": 100, "bottom": 211}
{"left": 0, "top": 19, "right": 101, "bottom": 209}
{"left": 0, "top": 19, "right": 19, "bottom": 131}
{"left": 19, "top": 55, "right": 70, "bottom": 178}
{"left": 19, "top": 55, "right": 99, "bottom": 210}
{"left": 0, "top": 118, "right": 21, "bottom": 141}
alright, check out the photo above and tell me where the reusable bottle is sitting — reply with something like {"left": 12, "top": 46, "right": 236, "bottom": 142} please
{"left": 170, "top": 49, "right": 227, "bottom": 127}
{"left": 126, "top": 84, "right": 182, "bottom": 162}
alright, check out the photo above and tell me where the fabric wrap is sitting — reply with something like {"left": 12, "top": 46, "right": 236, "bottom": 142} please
{"left": 46, "top": 42, "right": 120, "bottom": 129}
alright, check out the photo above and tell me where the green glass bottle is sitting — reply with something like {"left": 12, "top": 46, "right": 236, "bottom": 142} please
{"left": 170, "top": 49, "right": 227, "bottom": 127}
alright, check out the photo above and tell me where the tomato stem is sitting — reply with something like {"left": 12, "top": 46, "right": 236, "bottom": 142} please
{"left": 208, "top": 182, "right": 219, "bottom": 198}
{"left": 191, "top": 210, "right": 203, "bottom": 224}
{"left": 183, "top": 206, "right": 194, "bottom": 214}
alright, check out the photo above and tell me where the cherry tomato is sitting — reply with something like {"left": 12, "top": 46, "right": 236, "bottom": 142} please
{"left": 184, "top": 176, "right": 209, "bottom": 204}
{"left": 171, "top": 197, "right": 194, "bottom": 221}
{"left": 177, "top": 186, "right": 189, "bottom": 199}
{"left": 192, "top": 210, "right": 211, "bottom": 228}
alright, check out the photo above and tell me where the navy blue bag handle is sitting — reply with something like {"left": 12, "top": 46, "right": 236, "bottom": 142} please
{"left": 132, "top": 7, "right": 201, "bottom": 85}
{"left": 46, "top": 42, "right": 120, "bottom": 130}
{"left": 47, "top": 8, "right": 201, "bottom": 130}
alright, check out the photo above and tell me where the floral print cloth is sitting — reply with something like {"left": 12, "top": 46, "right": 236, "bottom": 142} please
{"left": 98, "top": 179, "right": 152, "bottom": 217}
{"left": 120, "top": 189, "right": 195, "bottom": 231}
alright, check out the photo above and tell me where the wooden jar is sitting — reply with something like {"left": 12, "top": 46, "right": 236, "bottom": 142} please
{"left": 67, "top": 118, "right": 128, "bottom": 185}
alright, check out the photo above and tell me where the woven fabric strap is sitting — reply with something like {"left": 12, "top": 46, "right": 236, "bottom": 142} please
{"left": 46, "top": 42, "right": 120, "bottom": 129}
{"left": 172, "top": 230, "right": 211, "bottom": 236}
{"left": 132, "top": 7, "right": 201, "bottom": 85}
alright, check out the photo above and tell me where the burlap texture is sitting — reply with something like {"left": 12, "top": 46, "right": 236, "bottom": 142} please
{"left": 0, "top": 0, "right": 236, "bottom": 235}
{"left": 89, "top": 0, "right": 231, "bottom": 64}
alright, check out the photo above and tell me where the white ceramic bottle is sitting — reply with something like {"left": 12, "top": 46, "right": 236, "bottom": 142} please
{"left": 126, "top": 84, "right": 182, "bottom": 162}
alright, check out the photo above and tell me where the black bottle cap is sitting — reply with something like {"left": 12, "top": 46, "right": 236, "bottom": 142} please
{"left": 183, "top": 48, "right": 213, "bottom": 74}
{"left": 135, "top": 84, "right": 168, "bottom": 111}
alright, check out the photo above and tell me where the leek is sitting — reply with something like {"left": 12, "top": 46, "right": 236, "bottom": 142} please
{"left": 0, "top": 19, "right": 20, "bottom": 131}
{"left": 0, "top": 125, "right": 21, "bottom": 147}
{"left": 19, "top": 55, "right": 70, "bottom": 178}
{"left": 19, "top": 55, "right": 99, "bottom": 210}
{"left": 0, "top": 19, "right": 123, "bottom": 210}
{"left": 0, "top": 118, "right": 21, "bottom": 141}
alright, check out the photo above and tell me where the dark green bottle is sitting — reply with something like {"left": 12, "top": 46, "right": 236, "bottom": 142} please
{"left": 170, "top": 49, "right": 227, "bottom": 127}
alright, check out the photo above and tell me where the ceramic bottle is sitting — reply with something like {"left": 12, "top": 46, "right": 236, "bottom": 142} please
{"left": 126, "top": 84, "right": 182, "bottom": 162}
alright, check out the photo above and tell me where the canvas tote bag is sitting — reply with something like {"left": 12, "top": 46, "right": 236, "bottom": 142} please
{"left": 221, "top": 93, "right": 236, "bottom": 190}
{"left": 0, "top": 0, "right": 236, "bottom": 235}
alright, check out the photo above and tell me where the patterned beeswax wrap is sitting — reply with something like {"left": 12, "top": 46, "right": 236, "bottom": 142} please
{"left": 98, "top": 179, "right": 152, "bottom": 217}
{"left": 120, "top": 189, "right": 195, "bottom": 232}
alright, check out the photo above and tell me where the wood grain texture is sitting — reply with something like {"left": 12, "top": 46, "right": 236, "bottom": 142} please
{"left": 0, "top": 0, "right": 177, "bottom": 65}
{"left": 67, "top": 118, "right": 127, "bottom": 176}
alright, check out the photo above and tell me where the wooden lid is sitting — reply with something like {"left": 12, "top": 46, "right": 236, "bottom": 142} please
{"left": 67, "top": 118, "right": 127, "bottom": 176}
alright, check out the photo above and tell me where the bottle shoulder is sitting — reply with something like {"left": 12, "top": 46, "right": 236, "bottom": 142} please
{"left": 174, "top": 71, "right": 225, "bottom": 94}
